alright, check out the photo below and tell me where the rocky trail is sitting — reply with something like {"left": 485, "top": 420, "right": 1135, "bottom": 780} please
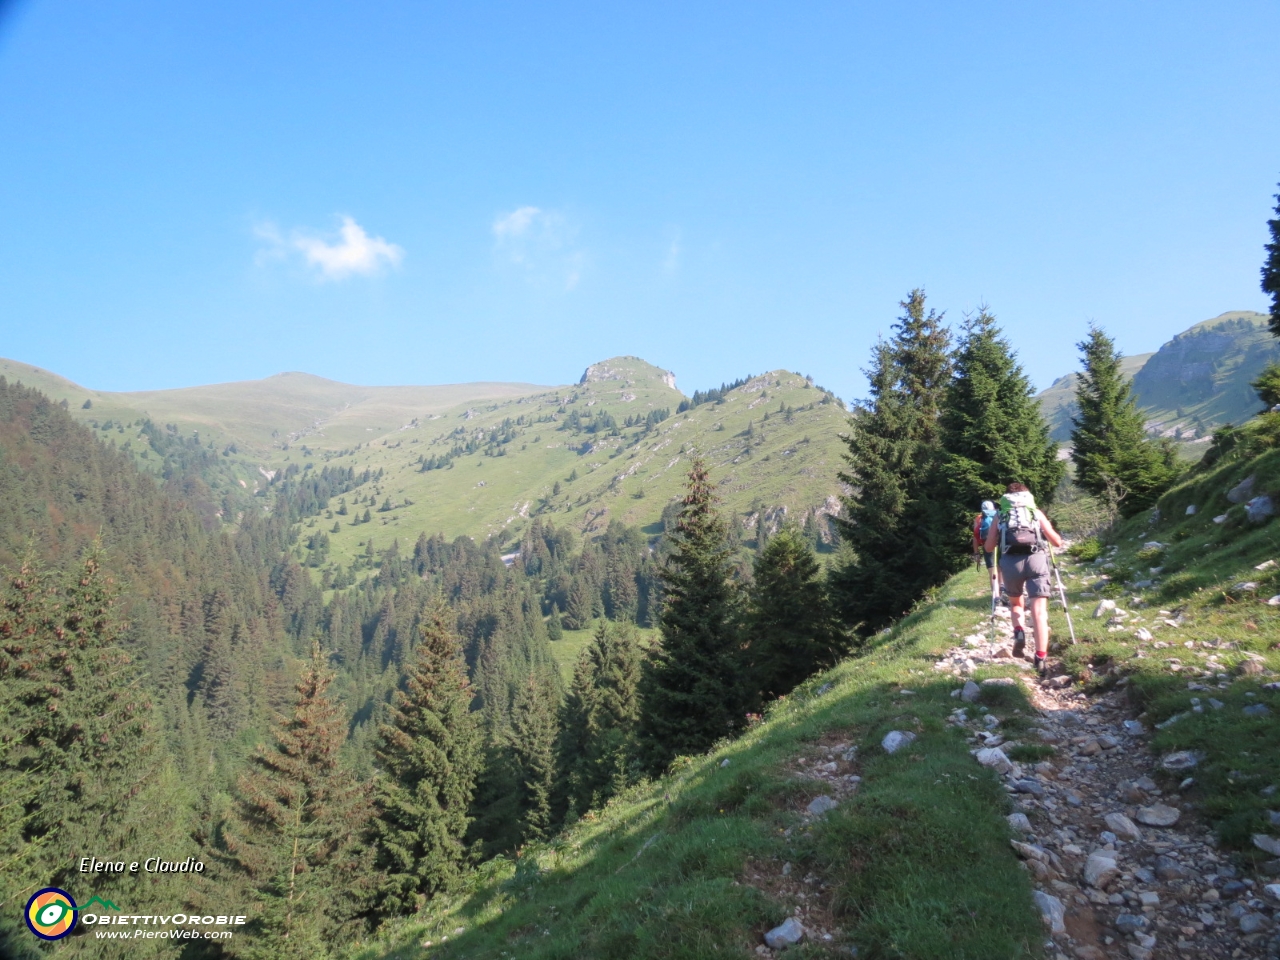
{"left": 935, "top": 603, "right": 1280, "bottom": 960}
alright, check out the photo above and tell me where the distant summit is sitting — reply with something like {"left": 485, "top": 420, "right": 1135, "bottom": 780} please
{"left": 580, "top": 356, "right": 679, "bottom": 392}
{"left": 1038, "top": 310, "right": 1278, "bottom": 443}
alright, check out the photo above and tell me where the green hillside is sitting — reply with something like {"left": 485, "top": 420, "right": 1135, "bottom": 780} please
{"left": 298, "top": 358, "right": 849, "bottom": 573}
{"left": 0, "top": 356, "right": 849, "bottom": 559}
{"left": 0, "top": 357, "right": 545, "bottom": 455}
{"left": 1037, "top": 310, "right": 1278, "bottom": 444}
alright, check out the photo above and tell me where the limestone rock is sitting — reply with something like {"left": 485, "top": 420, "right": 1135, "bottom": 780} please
{"left": 806, "top": 795, "right": 838, "bottom": 816}
{"left": 1104, "top": 812, "right": 1142, "bottom": 841}
{"left": 1135, "top": 804, "right": 1181, "bottom": 827}
{"left": 1033, "top": 890, "right": 1066, "bottom": 934}
{"left": 1083, "top": 853, "right": 1118, "bottom": 888}
{"left": 1115, "top": 913, "right": 1149, "bottom": 934}
{"left": 1160, "top": 750, "right": 1200, "bottom": 772}
{"left": 1011, "top": 840, "right": 1048, "bottom": 862}
{"left": 975, "top": 747, "right": 1013, "bottom": 775}
{"left": 1227, "top": 475, "right": 1255, "bottom": 504}
{"left": 1007, "top": 812, "right": 1033, "bottom": 834}
{"left": 1253, "top": 834, "right": 1280, "bottom": 856}
{"left": 881, "top": 730, "right": 916, "bottom": 754}
{"left": 764, "top": 917, "right": 805, "bottom": 949}
{"left": 960, "top": 680, "right": 981, "bottom": 703}
{"left": 1093, "top": 599, "right": 1117, "bottom": 619}
{"left": 1153, "top": 855, "right": 1190, "bottom": 881}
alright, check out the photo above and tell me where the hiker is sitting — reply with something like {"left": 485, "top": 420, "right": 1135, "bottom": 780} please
{"left": 972, "top": 500, "right": 1001, "bottom": 599}
{"left": 984, "top": 482, "right": 1064, "bottom": 677}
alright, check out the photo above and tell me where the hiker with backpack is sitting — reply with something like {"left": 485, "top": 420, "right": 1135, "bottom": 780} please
{"left": 972, "top": 499, "right": 1001, "bottom": 593}
{"left": 983, "top": 482, "right": 1064, "bottom": 677}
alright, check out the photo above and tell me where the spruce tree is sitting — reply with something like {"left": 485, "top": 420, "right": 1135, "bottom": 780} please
{"left": 221, "top": 645, "right": 375, "bottom": 958}
{"left": 547, "top": 601, "right": 564, "bottom": 640}
{"left": 1070, "top": 326, "right": 1179, "bottom": 516}
{"left": 556, "top": 621, "right": 641, "bottom": 819}
{"left": 1263, "top": 184, "right": 1280, "bottom": 339}
{"left": 636, "top": 458, "right": 743, "bottom": 772}
{"left": 936, "top": 307, "right": 1064, "bottom": 556}
{"left": 372, "top": 601, "right": 480, "bottom": 916}
{"left": 0, "top": 548, "right": 194, "bottom": 959}
{"left": 746, "top": 530, "right": 846, "bottom": 700}
{"left": 831, "top": 290, "right": 952, "bottom": 633}
{"left": 507, "top": 674, "right": 557, "bottom": 844}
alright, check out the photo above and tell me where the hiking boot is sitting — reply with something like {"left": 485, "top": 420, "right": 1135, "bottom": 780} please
{"left": 1035, "top": 654, "right": 1049, "bottom": 679}
{"left": 1011, "top": 629, "right": 1026, "bottom": 659}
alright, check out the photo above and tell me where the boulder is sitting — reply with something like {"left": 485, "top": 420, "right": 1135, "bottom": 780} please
{"left": 1244, "top": 703, "right": 1272, "bottom": 717}
{"left": 1227, "top": 475, "right": 1256, "bottom": 504}
{"left": 960, "top": 680, "right": 981, "bottom": 703}
{"left": 975, "top": 747, "right": 1013, "bottom": 775}
{"left": 881, "top": 730, "right": 916, "bottom": 754}
{"left": 1135, "top": 804, "right": 1181, "bottom": 827}
{"left": 1007, "top": 812, "right": 1033, "bottom": 835}
{"left": 1033, "top": 891, "right": 1066, "bottom": 934}
{"left": 1093, "top": 599, "right": 1117, "bottom": 619}
{"left": 1185, "top": 504, "right": 1197, "bottom": 515}
{"left": 1083, "top": 853, "right": 1119, "bottom": 888}
{"left": 806, "top": 795, "right": 838, "bottom": 816}
{"left": 764, "top": 917, "right": 805, "bottom": 949}
{"left": 1104, "top": 812, "right": 1142, "bottom": 841}
{"left": 1253, "top": 834, "right": 1280, "bottom": 856}
{"left": 1160, "top": 750, "right": 1200, "bottom": 772}
{"left": 1011, "top": 840, "right": 1048, "bottom": 862}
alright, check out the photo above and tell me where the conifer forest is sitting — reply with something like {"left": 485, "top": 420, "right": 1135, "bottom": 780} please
{"left": 1, "top": 275, "right": 1217, "bottom": 959}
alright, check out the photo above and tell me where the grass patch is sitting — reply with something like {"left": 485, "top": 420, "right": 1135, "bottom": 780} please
{"left": 1005, "top": 744, "right": 1055, "bottom": 763}
{"left": 352, "top": 571, "right": 1044, "bottom": 960}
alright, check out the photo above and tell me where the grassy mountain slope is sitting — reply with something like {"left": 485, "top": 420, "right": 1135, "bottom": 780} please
{"left": 1037, "top": 310, "right": 1277, "bottom": 444}
{"left": 0, "top": 357, "right": 544, "bottom": 455}
{"left": 354, "top": 570, "right": 1043, "bottom": 960}
{"left": 302, "top": 358, "right": 850, "bottom": 570}
{"left": 0, "top": 356, "right": 849, "bottom": 555}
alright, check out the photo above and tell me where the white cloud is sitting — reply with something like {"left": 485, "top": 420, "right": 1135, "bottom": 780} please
{"left": 492, "top": 206, "right": 584, "bottom": 291}
{"left": 492, "top": 206, "right": 541, "bottom": 240}
{"left": 254, "top": 216, "right": 404, "bottom": 280}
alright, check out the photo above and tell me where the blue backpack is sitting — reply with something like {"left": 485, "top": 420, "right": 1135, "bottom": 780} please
{"left": 978, "top": 501, "right": 998, "bottom": 541}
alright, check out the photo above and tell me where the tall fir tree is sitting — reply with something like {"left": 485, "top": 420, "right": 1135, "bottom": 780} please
{"left": 1263, "top": 183, "right": 1280, "bottom": 339}
{"left": 636, "top": 458, "right": 744, "bottom": 773}
{"left": 935, "top": 307, "right": 1064, "bottom": 557}
{"left": 745, "top": 529, "right": 846, "bottom": 700}
{"left": 506, "top": 674, "right": 558, "bottom": 844}
{"left": 830, "top": 290, "right": 952, "bottom": 633}
{"left": 220, "top": 645, "right": 375, "bottom": 959}
{"left": 0, "top": 547, "right": 195, "bottom": 959}
{"left": 556, "top": 621, "right": 641, "bottom": 820}
{"left": 372, "top": 601, "right": 481, "bottom": 916}
{"left": 1070, "top": 326, "right": 1179, "bottom": 516}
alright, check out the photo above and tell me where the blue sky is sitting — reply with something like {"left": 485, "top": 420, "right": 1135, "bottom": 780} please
{"left": 1, "top": 2, "right": 1277, "bottom": 401}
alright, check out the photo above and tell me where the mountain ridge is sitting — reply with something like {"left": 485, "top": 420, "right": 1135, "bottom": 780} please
{"left": 1036, "top": 310, "right": 1277, "bottom": 443}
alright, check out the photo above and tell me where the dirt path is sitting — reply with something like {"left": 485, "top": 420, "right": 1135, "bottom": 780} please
{"left": 935, "top": 601, "right": 1278, "bottom": 960}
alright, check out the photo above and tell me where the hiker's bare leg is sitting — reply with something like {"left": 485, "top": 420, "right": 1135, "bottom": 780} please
{"left": 1008, "top": 593, "right": 1026, "bottom": 634}
{"left": 1031, "top": 597, "right": 1050, "bottom": 657}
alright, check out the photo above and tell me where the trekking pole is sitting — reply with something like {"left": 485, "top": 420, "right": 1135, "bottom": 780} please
{"left": 1047, "top": 545, "right": 1077, "bottom": 645}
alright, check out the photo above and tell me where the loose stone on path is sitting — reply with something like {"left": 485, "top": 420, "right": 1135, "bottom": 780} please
{"left": 937, "top": 581, "right": 1277, "bottom": 960}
